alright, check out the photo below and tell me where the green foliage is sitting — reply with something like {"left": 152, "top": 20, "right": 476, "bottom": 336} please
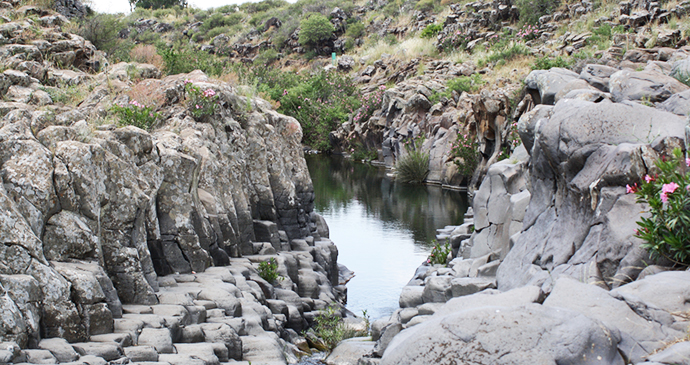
{"left": 446, "top": 74, "right": 484, "bottom": 94}
{"left": 202, "top": 12, "right": 244, "bottom": 31}
{"left": 450, "top": 131, "right": 478, "bottom": 177}
{"left": 672, "top": 69, "right": 690, "bottom": 87}
{"left": 345, "top": 21, "right": 365, "bottom": 39}
{"left": 78, "top": 14, "right": 132, "bottom": 62}
{"left": 515, "top": 0, "right": 559, "bottom": 25}
{"left": 111, "top": 100, "right": 160, "bottom": 131}
{"left": 414, "top": 0, "right": 438, "bottom": 12}
{"left": 240, "top": 0, "right": 288, "bottom": 14}
{"left": 258, "top": 258, "right": 281, "bottom": 282}
{"left": 184, "top": 82, "right": 219, "bottom": 120}
{"left": 159, "top": 46, "right": 227, "bottom": 76}
{"left": 252, "top": 67, "right": 360, "bottom": 151}
{"left": 253, "top": 48, "right": 280, "bottom": 66}
{"left": 532, "top": 56, "right": 570, "bottom": 70}
{"left": 420, "top": 23, "right": 443, "bottom": 39}
{"left": 396, "top": 138, "right": 429, "bottom": 184}
{"left": 313, "top": 306, "right": 362, "bottom": 350}
{"left": 299, "top": 13, "right": 335, "bottom": 48}
{"left": 426, "top": 241, "right": 451, "bottom": 265}
{"left": 480, "top": 43, "right": 531, "bottom": 67}
{"left": 632, "top": 148, "right": 690, "bottom": 265}
{"left": 131, "top": 0, "right": 184, "bottom": 10}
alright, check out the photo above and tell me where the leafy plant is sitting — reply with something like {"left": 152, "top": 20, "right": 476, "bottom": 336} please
{"left": 313, "top": 306, "right": 361, "bottom": 350}
{"left": 421, "top": 23, "right": 443, "bottom": 39}
{"left": 631, "top": 148, "right": 690, "bottom": 265}
{"left": 532, "top": 56, "right": 570, "bottom": 70}
{"left": 446, "top": 74, "right": 485, "bottom": 95}
{"left": 426, "top": 241, "right": 451, "bottom": 265}
{"left": 450, "top": 132, "right": 479, "bottom": 177}
{"left": 184, "top": 81, "right": 219, "bottom": 120}
{"left": 159, "top": 46, "right": 227, "bottom": 76}
{"left": 111, "top": 100, "right": 160, "bottom": 131}
{"left": 258, "top": 258, "right": 281, "bottom": 282}
{"left": 298, "top": 13, "right": 335, "bottom": 49}
{"left": 514, "top": 0, "right": 560, "bottom": 25}
{"left": 672, "top": 69, "right": 690, "bottom": 87}
{"left": 396, "top": 137, "right": 429, "bottom": 184}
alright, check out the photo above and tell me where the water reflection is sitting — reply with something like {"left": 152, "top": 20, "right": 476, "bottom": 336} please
{"left": 306, "top": 155, "right": 468, "bottom": 320}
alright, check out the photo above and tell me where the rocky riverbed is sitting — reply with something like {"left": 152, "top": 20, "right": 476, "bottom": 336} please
{"left": 332, "top": 46, "right": 690, "bottom": 365}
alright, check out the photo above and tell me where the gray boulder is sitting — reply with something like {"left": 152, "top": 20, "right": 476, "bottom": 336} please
{"left": 380, "top": 303, "right": 624, "bottom": 365}
{"left": 609, "top": 69, "right": 689, "bottom": 102}
{"left": 525, "top": 68, "right": 579, "bottom": 105}
{"left": 544, "top": 277, "right": 684, "bottom": 363}
{"left": 658, "top": 89, "right": 690, "bottom": 116}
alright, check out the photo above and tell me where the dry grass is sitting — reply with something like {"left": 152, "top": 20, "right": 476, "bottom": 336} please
{"left": 127, "top": 80, "right": 166, "bottom": 109}
{"left": 130, "top": 45, "right": 165, "bottom": 70}
{"left": 480, "top": 54, "right": 534, "bottom": 85}
{"left": 356, "top": 36, "right": 439, "bottom": 64}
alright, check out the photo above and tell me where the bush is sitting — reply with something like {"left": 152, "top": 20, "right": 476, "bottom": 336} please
{"left": 427, "top": 241, "right": 451, "bottom": 265}
{"left": 184, "top": 81, "right": 219, "bottom": 120}
{"left": 631, "top": 148, "right": 690, "bottom": 265}
{"left": 258, "top": 258, "right": 280, "bottom": 282}
{"left": 396, "top": 139, "right": 429, "bottom": 184}
{"left": 253, "top": 48, "right": 280, "bottom": 66}
{"left": 313, "top": 306, "right": 362, "bottom": 350}
{"left": 130, "top": 45, "right": 164, "bottom": 70}
{"left": 514, "top": 0, "right": 560, "bottom": 25}
{"left": 414, "top": 0, "right": 438, "bottom": 12}
{"left": 79, "top": 14, "right": 131, "bottom": 62}
{"left": 532, "top": 56, "right": 570, "bottom": 70}
{"left": 451, "top": 132, "right": 478, "bottom": 177}
{"left": 132, "top": 0, "right": 184, "bottom": 10}
{"left": 421, "top": 23, "right": 443, "bottom": 39}
{"left": 345, "top": 21, "right": 365, "bottom": 39}
{"left": 446, "top": 74, "right": 484, "bottom": 94}
{"left": 159, "top": 46, "right": 227, "bottom": 76}
{"left": 671, "top": 69, "right": 690, "bottom": 87}
{"left": 299, "top": 13, "right": 334, "bottom": 48}
{"left": 111, "top": 100, "right": 160, "bottom": 131}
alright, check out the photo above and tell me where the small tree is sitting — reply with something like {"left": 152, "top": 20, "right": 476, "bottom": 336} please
{"left": 514, "top": 0, "right": 560, "bottom": 25}
{"left": 130, "top": 0, "right": 185, "bottom": 10}
{"left": 298, "top": 13, "right": 334, "bottom": 49}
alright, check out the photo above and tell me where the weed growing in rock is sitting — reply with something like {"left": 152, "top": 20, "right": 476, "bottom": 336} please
{"left": 184, "top": 81, "right": 219, "bottom": 120}
{"left": 427, "top": 241, "right": 451, "bottom": 265}
{"left": 450, "top": 132, "right": 479, "bottom": 177}
{"left": 258, "top": 258, "right": 280, "bottom": 283}
{"left": 396, "top": 137, "right": 429, "bottom": 184}
{"left": 313, "top": 306, "right": 361, "bottom": 350}
{"left": 111, "top": 100, "right": 160, "bottom": 131}
{"left": 630, "top": 148, "right": 690, "bottom": 266}
{"left": 672, "top": 69, "right": 690, "bottom": 87}
{"left": 421, "top": 23, "right": 443, "bottom": 39}
{"left": 446, "top": 74, "right": 485, "bottom": 94}
{"left": 532, "top": 56, "right": 570, "bottom": 70}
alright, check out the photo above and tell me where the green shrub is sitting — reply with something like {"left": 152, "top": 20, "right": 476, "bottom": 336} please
{"left": 131, "top": 0, "right": 184, "bottom": 10}
{"left": 672, "top": 69, "right": 690, "bottom": 87}
{"left": 421, "top": 23, "right": 443, "bottom": 39}
{"left": 632, "top": 148, "right": 690, "bottom": 265}
{"left": 427, "top": 241, "right": 451, "bottom": 265}
{"left": 532, "top": 56, "right": 570, "bottom": 70}
{"left": 299, "top": 13, "right": 335, "bottom": 48}
{"left": 240, "top": 0, "right": 288, "bottom": 14}
{"left": 111, "top": 100, "right": 160, "bottom": 131}
{"left": 258, "top": 258, "right": 281, "bottom": 282}
{"left": 446, "top": 74, "right": 484, "bottom": 94}
{"left": 414, "top": 0, "right": 438, "bottom": 12}
{"left": 450, "top": 132, "right": 478, "bottom": 177}
{"left": 79, "top": 14, "right": 131, "bottom": 62}
{"left": 159, "top": 46, "right": 227, "bottom": 76}
{"left": 184, "top": 82, "right": 219, "bottom": 120}
{"left": 313, "top": 306, "right": 362, "bottom": 350}
{"left": 514, "top": 0, "right": 560, "bottom": 25}
{"left": 253, "top": 48, "right": 280, "bottom": 66}
{"left": 345, "top": 21, "right": 365, "bottom": 39}
{"left": 396, "top": 139, "right": 429, "bottom": 184}
{"left": 480, "top": 43, "right": 531, "bottom": 66}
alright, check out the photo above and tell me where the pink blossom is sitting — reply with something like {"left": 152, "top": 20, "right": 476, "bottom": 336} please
{"left": 195, "top": 104, "right": 201, "bottom": 109}
{"left": 660, "top": 192, "right": 669, "bottom": 203}
{"left": 203, "top": 89, "right": 216, "bottom": 98}
{"left": 686, "top": 157, "right": 690, "bottom": 167}
{"left": 662, "top": 182, "right": 680, "bottom": 194}
{"left": 644, "top": 175, "right": 655, "bottom": 183}
{"left": 626, "top": 184, "right": 636, "bottom": 194}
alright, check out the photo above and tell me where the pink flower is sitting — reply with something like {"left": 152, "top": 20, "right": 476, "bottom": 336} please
{"left": 626, "top": 184, "right": 636, "bottom": 194}
{"left": 644, "top": 175, "right": 655, "bottom": 183}
{"left": 203, "top": 89, "right": 216, "bottom": 98}
{"left": 660, "top": 192, "right": 669, "bottom": 203}
{"left": 662, "top": 182, "right": 680, "bottom": 194}
{"left": 195, "top": 104, "right": 201, "bottom": 109}
{"left": 686, "top": 157, "right": 690, "bottom": 167}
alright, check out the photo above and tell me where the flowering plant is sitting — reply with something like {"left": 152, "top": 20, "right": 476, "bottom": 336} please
{"left": 516, "top": 24, "right": 539, "bottom": 41}
{"left": 629, "top": 148, "right": 690, "bottom": 265}
{"left": 184, "top": 80, "right": 219, "bottom": 120}
{"left": 353, "top": 85, "right": 385, "bottom": 125}
{"left": 111, "top": 99, "right": 160, "bottom": 131}
{"left": 427, "top": 241, "right": 451, "bottom": 265}
{"left": 450, "top": 131, "right": 479, "bottom": 177}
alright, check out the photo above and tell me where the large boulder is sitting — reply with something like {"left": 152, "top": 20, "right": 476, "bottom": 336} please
{"left": 498, "top": 99, "right": 686, "bottom": 292}
{"left": 380, "top": 303, "right": 624, "bottom": 365}
{"left": 609, "top": 69, "right": 689, "bottom": 102}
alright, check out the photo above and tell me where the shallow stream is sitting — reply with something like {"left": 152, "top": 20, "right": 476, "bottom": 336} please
{"left": 306, "top": 155, "right": 469, "bottom": 321}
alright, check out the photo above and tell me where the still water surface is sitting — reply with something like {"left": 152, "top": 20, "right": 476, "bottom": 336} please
{"left": 306, "top": 155, "right": 469, "bottom": 320}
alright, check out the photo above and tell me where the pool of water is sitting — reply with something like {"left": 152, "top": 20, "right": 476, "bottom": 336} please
{"left": 306, "top": 155, "right": 469, "bottom": 321}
